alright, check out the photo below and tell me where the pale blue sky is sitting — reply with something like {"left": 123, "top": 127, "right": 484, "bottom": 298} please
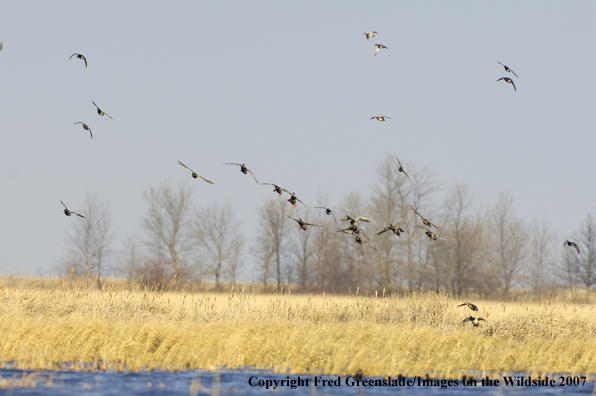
{"left": 1, "top": 2, "right": 594, "bottom": 277}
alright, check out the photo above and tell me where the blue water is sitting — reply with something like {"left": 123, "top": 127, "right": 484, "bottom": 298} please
{"left": 0, "top": 369, "right": 593, "bottom": 395}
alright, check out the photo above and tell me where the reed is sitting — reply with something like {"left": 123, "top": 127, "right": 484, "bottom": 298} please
{"left": 0, "top": 274, "right": 595, "bottom": 379}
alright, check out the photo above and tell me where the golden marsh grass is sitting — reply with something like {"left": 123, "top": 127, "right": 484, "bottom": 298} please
{"left": 0, "top": 275, "right": 595, "bottom": 379}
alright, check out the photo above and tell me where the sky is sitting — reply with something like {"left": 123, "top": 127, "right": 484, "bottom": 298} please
{"left": 1, "top": 1, "right": 595, "bottom": 279}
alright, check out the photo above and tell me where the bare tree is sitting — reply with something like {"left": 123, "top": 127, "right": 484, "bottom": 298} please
{"left": 253, "top": 198, "right": 290, "bottom": 292}
{"left": 439, "top": 183, "right": 485, "bottom": 297}
{"left": 118, "top": 233, "right": 146, "bottom": 281}
{"left": 371, "top": 155, "right": 402, "bottom": 290}
{"left": 289, "top": 209, "right": 314, "bottom": 289}
{"left": 488, "top": 193, "right": 528, "bottom": 295}
{"left": 568, "top": 214, "right": 596, "bottom": 294}
{"left": 142, "top": 181, "right": 198, "bottom": 278}
{"left": 195, "top": 202, "right": 244, "bottom": 289}
{"left": 528, "top": 217, "right": 555, "bottom": 294}
{"left": 60, "top": 192, "right": 115, "bottom": 289}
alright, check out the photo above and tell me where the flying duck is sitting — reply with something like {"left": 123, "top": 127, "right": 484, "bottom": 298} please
{"left": 92, "top": 101, "right": 113, "bottom": 119}
{"left": 69, "top": 53, "right": 87, "bottom": 68}
{"left": 225, "top": 163, "right": 259, "bottom": 184}
{"left": 564, "top": 240, "right": 580, "bottom": 253}
{"left": 498, "top": 61, "right": 518, "bottom": 77}
{"left": 497, "top": 77, "right": 516, "bottom": 91}
{"left": 395, "top": 156, "right": 411, "bottom": 180}
{"left": 374, "top": 44, "right": 388, "bottom": 56}
{"left": 177, "top": 161, "right": 214, "bottom": 184}
{"left": 458, "top": 302, "right": 479, "bottom": 312}
{"left": 462, "top": 316, "right": 486, "bottom": 327}
{"left": 417, "top": 224, "right": 447, "bottom": 243}
{"left": 363, "top": 31, "right": 378, "bottom": 40}
{"left": 340, "top": 215, "right": 371, "bottom": 226}
{"left": 355, "top": 235, "right": 377, "bottom": 251}
{"left": 371, "top": 116, "right": 390, "bottom": 121}
{"left": 74, "top": 122, "right": 92, "bottom": 139}
{"left": 337, "top": 224, "right": 369, "bottom": 239}
{"left": 411, "top": 206, "right": 440, "bottom": 229}
{"left": 377, "top": 224, "right": 405, "bottom": 237}
{"left": 315, "top": 207, "right": 337, "bottom": 223}
{"left": 261, "top": 183, "right": 285, "bottom": 197}
{"left": 281, "top": 188, "right": 308, "bottom": 210}
{"left": 285, "top": 215, "right": 322, "bottom": 231}
{"left": 60, "top": 200, "right": 85, "bottom": 218}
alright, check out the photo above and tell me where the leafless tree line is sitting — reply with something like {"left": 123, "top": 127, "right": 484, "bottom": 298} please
{"left": 58, "top": 156, "right": 596, "bottom": 297}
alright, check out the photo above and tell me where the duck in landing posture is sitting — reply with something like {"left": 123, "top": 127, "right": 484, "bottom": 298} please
{"left": 261, "top": 183, "right": 285, "bottom": 197}
{"left": 61, "top": 200, "right": 85, "bottom": 218}
{"left": 315, "top": 207, "right": 337, "bottom": 223}
{"left": 225, "top": 163, "right": 259, "bottom": 184}
{"left": 374, "top": 44, "right": 388, "bottom": 56}
{"left": 411, "top": 206, "right": 440, "bottom": 229}
{"left": 363, "top": 31, "right": 378, "bottom": 40}
{"left": 338, "top": 224, "right": 369, "bottom": 239}
{"left": 92, "top": 101, "right": 113, "bottom": 119}
{"left": 371, "top": 116, "right": 390, "bottom": 122}
{"left": 462, "top": 316, "right": 486, "bottom": 327}
{"left": 74, "top": 122, "right": 92, "bottom": 139}
{"left": 281, "top": 188, "right": 308, "bottom": 210}
{"left": 417, "top": 224, "right": 447, "bottom": 243}
{"left": 458, "top": 301, "right": 479, "bottom": 312}
{"left": 285, "top": 215, "right": 322, "bottom": 231}
{"left": 355, "top": 235, "right": 377, "bottom": 251}
{"left": 177, "top": 161, "right": 214, "bottom": 184}
{"left": 340, "top": 215, "right": 371, "bottom": 227}
{"left": 69, "top": 53, "right": 87, "bottom": 67}
{"left": 564, "top": 240, "right": 580, "bottom": 253}
{"left": 498, "top": 61, "right": 518, "bottom": 77}
{"left": 395, "top": 156, "right": 411, "bottom": 180}
{"left": 377, "top": 224, "right": 405, "bottom": 237}
{"left": 497, "top": 77, "right": 516, "bottom": 91}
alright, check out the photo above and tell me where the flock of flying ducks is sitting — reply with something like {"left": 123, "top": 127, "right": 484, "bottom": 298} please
{"left": 56, "top": 34, "right": 582, "bottom": 256}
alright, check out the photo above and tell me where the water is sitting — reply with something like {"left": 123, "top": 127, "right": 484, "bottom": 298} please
{"left": 0, "top": 369, "right": 593, "bottom": 395}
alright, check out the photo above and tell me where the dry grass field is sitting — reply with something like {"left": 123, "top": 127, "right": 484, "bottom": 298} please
{"left": 0, "top": 273, "right": 595, "bottom": 380}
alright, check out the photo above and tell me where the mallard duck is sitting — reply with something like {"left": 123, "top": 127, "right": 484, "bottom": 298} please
{"left": 69, "top": 53, "right": 87, "bottom": 68}
{"left": 417, "top": 224, "right": 447, "bottom": 243}
{"left": 371, "top": 116, "right": 390, "bottom": 121}
{"left": 374, "top": 44, "right": 388, "bottom": 56}
{"left": 225, "top": 163, "right": 259, "bottom": 184}
{"left": 285, "top": 215, "right": 322, "bottom": 231}
{"left": 74, "top": 122, "right": 92, "bottom": 139}
{"left": 337, "top": 224, "right": 369, "bottom": 239}
{"left": 60, "top": 200, "right": 85, "bottom": 218}
{"left": 462, "top": 316, "right": 486, "bottom": 327}
{"left": 458, "top": 302, "right": 478, "bottom": 312}
{"left": 377, "top": 224, "right": 405, "bottom": 237}
{"left": 411, "top": 206, "right": 440, "bottom": 229}
{"left": 280, "top": 188, "right": 308, "bottom": 210}
{"left": 261, "top": 183, "right": 285, "bottom": 197}
{"left": 498, "top": 61, "right": 518, "bottom": 77}
{"left": 315, "top": 207, "right": 337, "bottom": 223}
{"left": 355, "top": 235, "right": 377, "bottom": 251}
{"left": 92, "top": 101, "right": 113, "bottom": 119}
{"left": 395, "top": 156, "right": 411, "bottom": 180}
{"left": 564, "top": 240, "right": 580, "bottom": 254}
{"left": 177, "top": 161, "right": 214, "bottom": 184}
{"left": 340, "top": 215, "right": 371, "bottom": 226}
{"left": 363, "top": 31, "right": 378, "bottom": 40}
{"left": 497, "top": 77, "right": 516, "bottom": 92}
